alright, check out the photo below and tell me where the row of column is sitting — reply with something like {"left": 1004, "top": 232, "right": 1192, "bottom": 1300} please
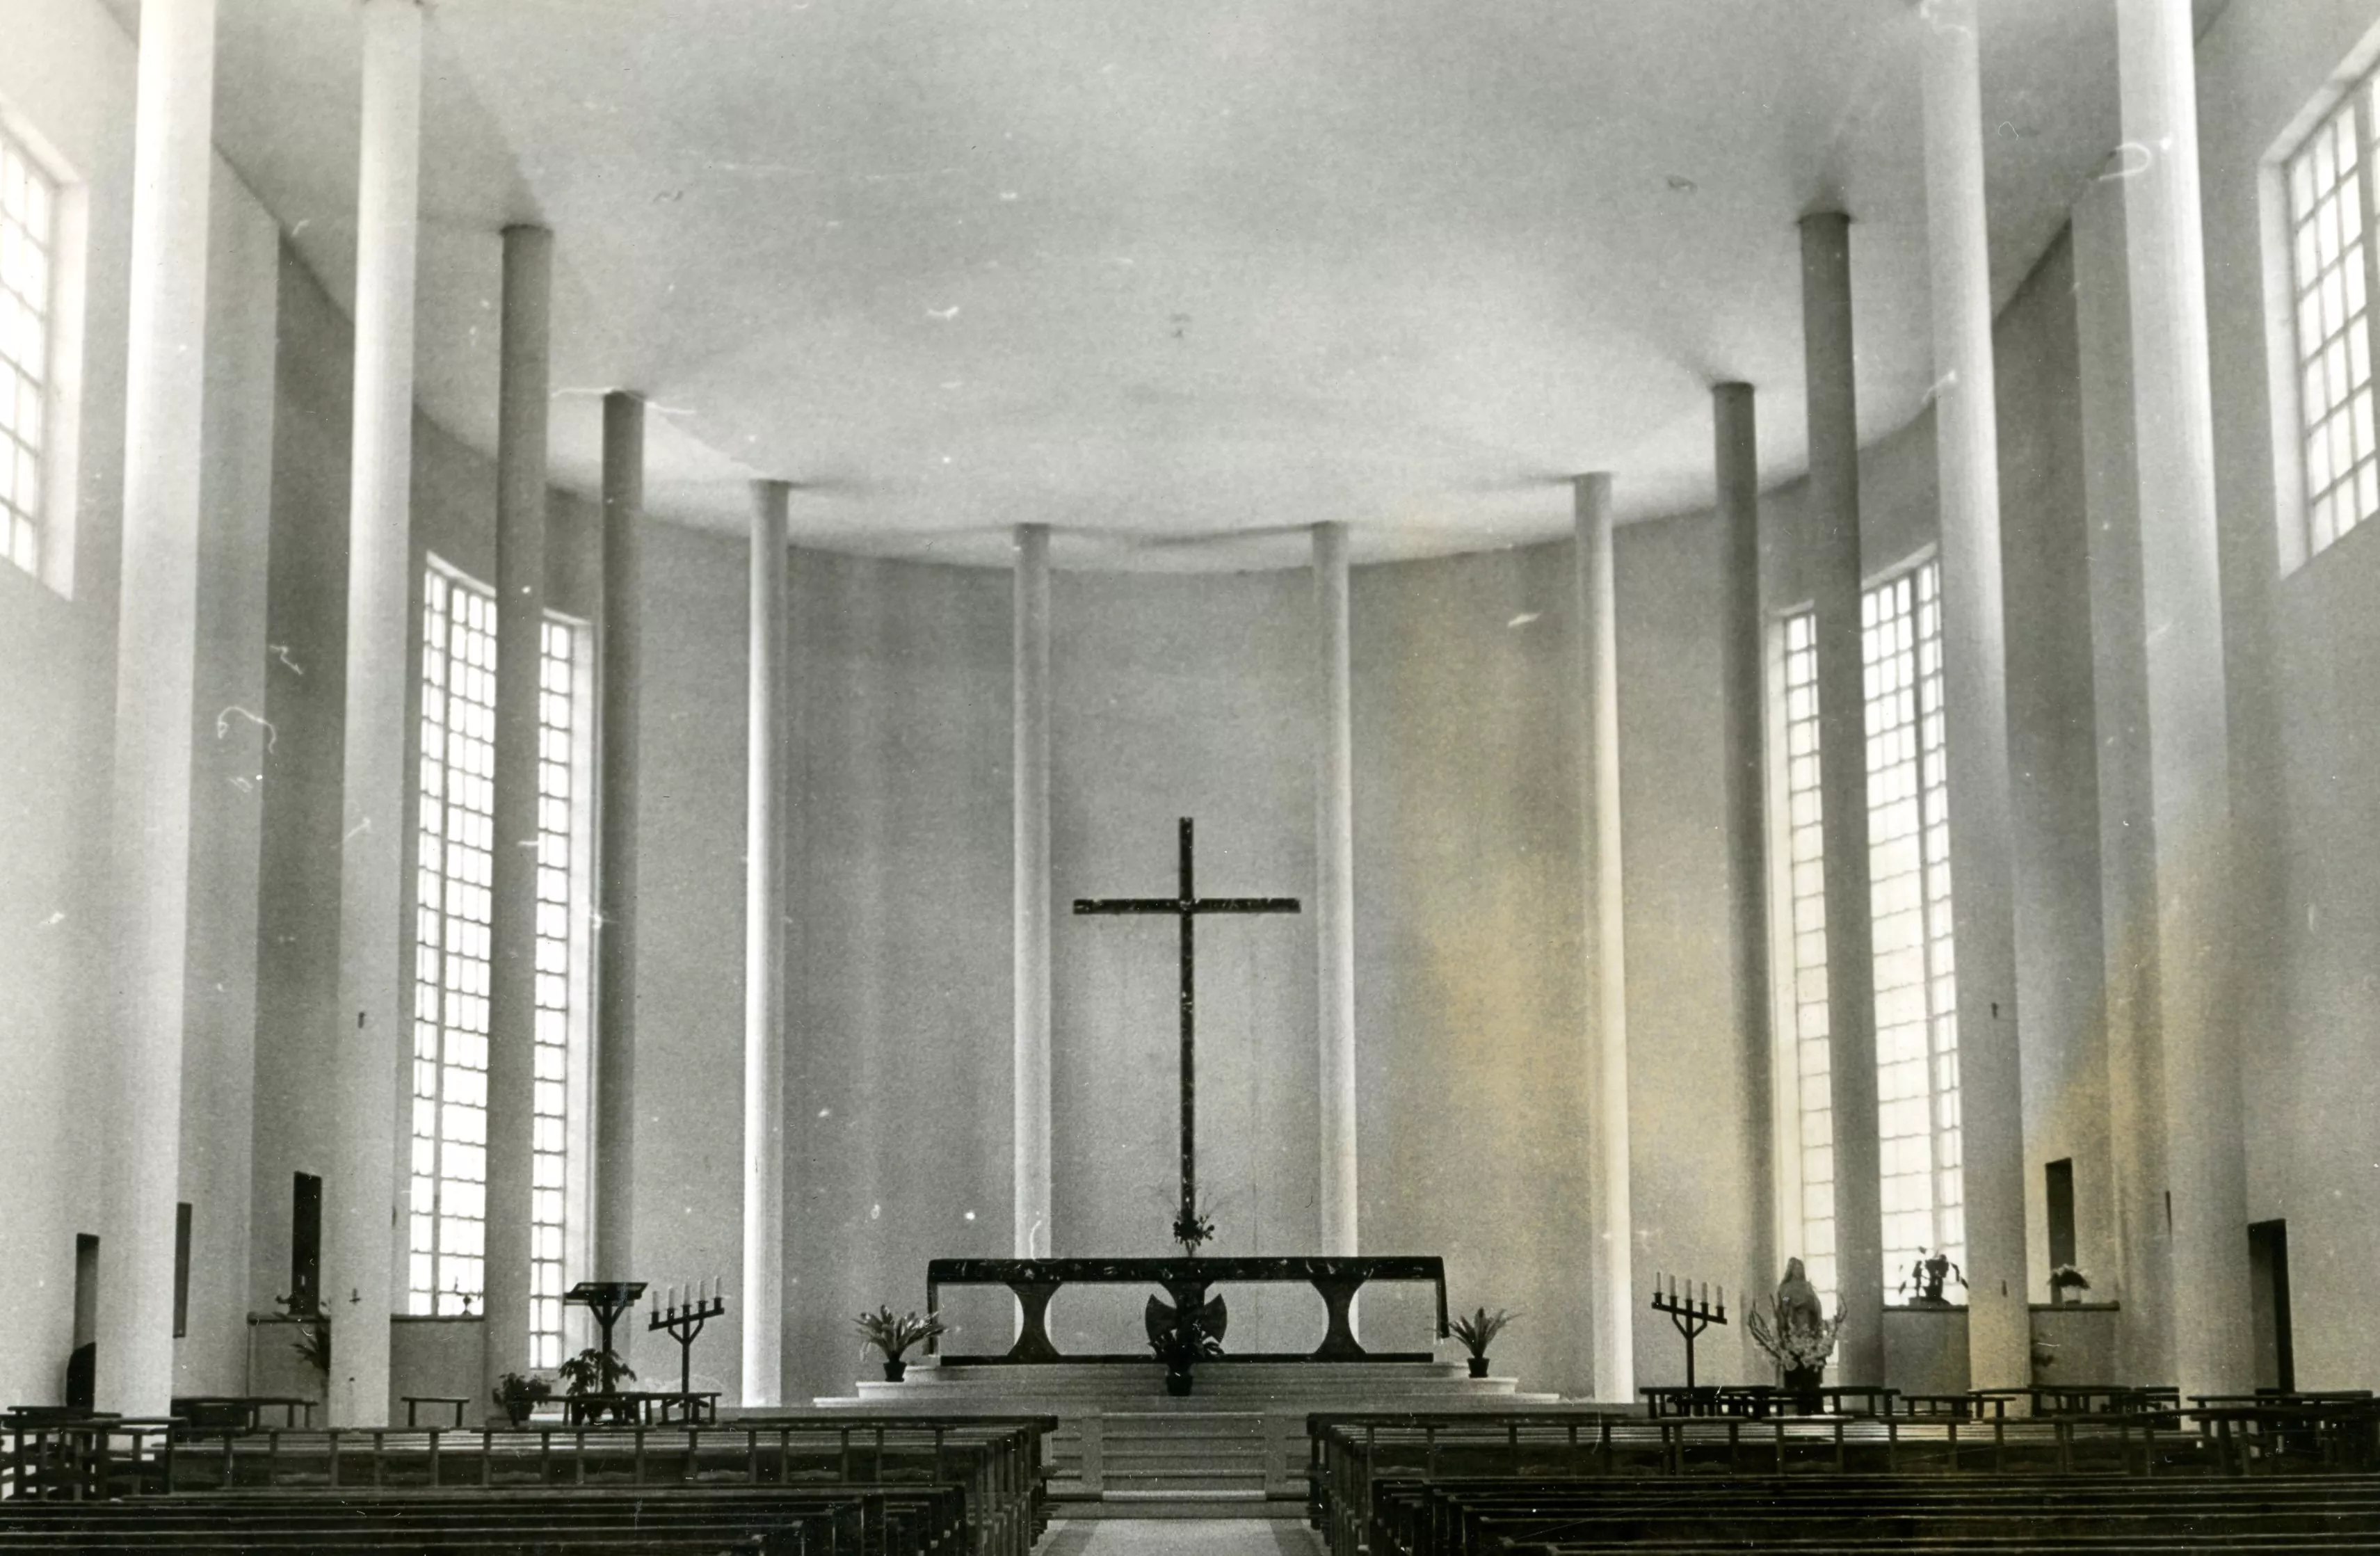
{"left": 99, "top": 0, "right": 653, "bottom": 1419}
{"left": 1748, "top": 0, "right": 2246, "bottom": 1395}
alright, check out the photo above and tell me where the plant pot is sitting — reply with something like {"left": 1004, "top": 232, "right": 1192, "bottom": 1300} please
{"left": 1164, "top": 1367, "right": 1193, "bottom": 1397}
{"left": 1783, "top": 1365, "right": 1824, "bottom": 1415}
{"left": 1466, "top": 1356, "right": 1490, "bottom": 1379}
{"left": 883, "top": 1358, "right": 908, "bottom": 1383}
{"left": 504, "top": 1408, "right": 531, "bottom": 1429}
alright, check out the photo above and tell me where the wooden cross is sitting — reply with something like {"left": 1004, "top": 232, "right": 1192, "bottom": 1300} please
{"left": 1074, "top": 818, "right": 1300, "bottom": 1248}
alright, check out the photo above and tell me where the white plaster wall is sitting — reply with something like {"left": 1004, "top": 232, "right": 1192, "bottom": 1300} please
{"left": 2198, "top": 0, "right": 2380, "bottom": 1390}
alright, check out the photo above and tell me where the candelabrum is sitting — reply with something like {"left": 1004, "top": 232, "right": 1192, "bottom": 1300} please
{"left": 1648, "top": 1273, "right": 1728, "bottom": 1390}
{"left": 646, "top": 1282, "right": 728, "bottom": 1397}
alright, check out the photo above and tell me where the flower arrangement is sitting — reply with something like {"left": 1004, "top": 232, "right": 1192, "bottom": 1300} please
{"left": 854, "top": 1306, "right": 948, "bottom": 1363}
{"left": 1448, "top": 1307, "right": 1518, "bottom": 1360}
{"left": 1746, "top": 1297, "right": 1843, "bottom": 1372}
{"left": 1171, "top": 1205, "right": 1217, "bottom": 1256}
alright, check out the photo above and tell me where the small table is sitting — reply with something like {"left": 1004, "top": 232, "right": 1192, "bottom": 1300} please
{"left": 402, "top": 1395, "right": 469, "bottom": 1428}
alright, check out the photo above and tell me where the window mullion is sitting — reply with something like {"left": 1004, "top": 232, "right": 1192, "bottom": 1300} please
{"left": 2354, "top": 84, "right": 2380, "bottom": 546}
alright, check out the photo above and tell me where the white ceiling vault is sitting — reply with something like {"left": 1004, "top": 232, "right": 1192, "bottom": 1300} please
{"left": 180, "top": 0, "right": 2183, "bottom": 570}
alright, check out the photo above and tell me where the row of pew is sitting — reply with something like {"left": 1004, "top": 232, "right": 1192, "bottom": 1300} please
{"left": 0, "top": 1414, "right": 1054, "bottom": 1556}
{"left": 1310, "top": 1400, "right": 2380, "bottom": 1556}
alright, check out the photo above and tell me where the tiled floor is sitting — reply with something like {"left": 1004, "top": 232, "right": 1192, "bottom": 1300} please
{"left": 1036, "top": 1519, "right": 1320, "bottom": 1554}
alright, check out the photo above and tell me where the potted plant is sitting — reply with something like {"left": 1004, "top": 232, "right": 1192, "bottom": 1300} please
{"left": 1449, "top": 1307, "right": 1516, "bottom": 1379}
{"left": 491, "top": 1370, "right": 552, "bottom": 1428}
{"left": 557, "top": 1346, "right": 635, "bottom": 1399}
{"left": 854, "top": 1306, "right": 947, "bottom": 1381}
{"left": 1150, "top": 1309, "right": 1224, "bottom": 1397}
{"left": 273, "top": 1292, "right": 330, "bottom": 1388}
{"left": 2048, "top": 1265, "right": 2091, "bottom": 1307}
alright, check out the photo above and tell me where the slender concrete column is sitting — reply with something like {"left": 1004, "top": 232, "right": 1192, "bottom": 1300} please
{"left": 2116, "top": 0, "right": 2251, "bottom": 1397}
{"left": 595, "top": 392, "right": 645, "bottom": 1287}
{"left": 483, "top": 225, "right": 551, "bottom": 1419}
{"left": 1572, "top": 475, "right": 1632, "bottom": 1404}
{"left": 1712, "top": 384, "right": 1776, "bottom": 1318}
{"left": 95, "top": 0, "right": 215, "bottom": 1418}
{"left": 1919, "top": 0, "right": 2029, "bottom": 1391}
{"left": 741, "top": 481, "right": 791, "bottom": 1406}
{"left": 1799, "top": 213, "right": 1885, "bottom": 1384}
{"left": 1312, "top": 522, "right": 1361, "bottom": 1260}
{"left": 1012, "top": 524, "right": 1053, "bottom": 1260}
{"left": 325, "top": 0, "right": 422, "bottom": 1427}
{"left": 2071, "top": 173, "right": 2177, "bottom": 1388}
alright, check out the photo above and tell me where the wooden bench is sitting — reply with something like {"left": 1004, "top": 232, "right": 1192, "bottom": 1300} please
{"left": 0, "top": 1487, "right": 935, "bottom": 1554}
{"left": 1372, "top": 1475, "right": 2380, "bottom": 1555}
{"left": 1, "top": 1413, "right": 1055, "bottom": 1556}
{"left": 398, "top": 1395, "right": 467, "bottom": 1429}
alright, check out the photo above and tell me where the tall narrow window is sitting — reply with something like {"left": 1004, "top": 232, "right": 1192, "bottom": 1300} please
{"left": 1865, "top": 559, "right": 1962, "bottom": 1293}
{"left": 2284, "top": 85, "right": 2378, "bottom": 559}
{"left": 1775, "top": 610, "right": 1836, "bottom": 1306}
{"left": 410, "top": 563, "right": 497, "bottom": 1316}
{"left": 529, "top": 616, "right": 590, "bottom": 1368}
{"left": 0, "top": 128, "right": 58, "bottom": 577}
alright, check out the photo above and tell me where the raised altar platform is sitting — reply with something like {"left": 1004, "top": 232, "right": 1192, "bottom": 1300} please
{"left": 810, "top": 1358, "right": 1559, "bottom": 1517}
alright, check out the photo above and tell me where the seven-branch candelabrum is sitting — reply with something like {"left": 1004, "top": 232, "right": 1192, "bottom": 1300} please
{"left": 647, "top": 1278, "right": 729, "bottom": 1397}
{"left": 1648, "top": 1272, "right": 1726, "bottom": 1324}
{"left": 1648, "top": 1271, "right": 1727, "bottom": 1390}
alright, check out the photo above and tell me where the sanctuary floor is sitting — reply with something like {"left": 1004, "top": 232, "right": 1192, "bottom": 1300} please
{"left": 1038, "top": 1520, "right": 1320, "bottom": 1554}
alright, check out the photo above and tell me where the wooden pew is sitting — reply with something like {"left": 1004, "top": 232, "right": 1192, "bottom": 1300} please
{"left": 1309, "top": 1406, "right": 2380, "bottom": 1556}
{"left": 1385, "top": 1475, "right": 2380, "bottom": 1556}
{"left": 0, "top": 1413, "right": 1055, "bottom": 1556}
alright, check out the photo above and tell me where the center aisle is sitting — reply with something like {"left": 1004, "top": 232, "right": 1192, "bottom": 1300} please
{"left": 1038, "top": 1519, "right": 1320, "bottom": 1554}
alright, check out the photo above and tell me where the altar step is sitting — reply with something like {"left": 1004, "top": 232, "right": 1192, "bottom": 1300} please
{"left": 808, "top": 1360, "right": 1560, "bottom": 1518}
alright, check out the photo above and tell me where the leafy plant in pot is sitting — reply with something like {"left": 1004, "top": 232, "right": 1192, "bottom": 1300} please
{"left": 855, "top": 1306, "right": 947, "bottom": 1381}
{"left": 491, "top": 1370, "right": 552, "bottom": 1428}
{"left": 557, "top": 1346, "right": 635, "bottom": 1398}
{"left": 2048, "top": 1265, "right": 2091, "bottom": 1307}
{"left": 1449, "top": 1306, "right": 1516, "bottom": 1379}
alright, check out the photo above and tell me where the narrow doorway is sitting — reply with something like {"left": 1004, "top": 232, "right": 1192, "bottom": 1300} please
{"left": 2249, "top": 1219, "right": 2295, "bottom": 1393}
{"left": 2045, "top": 1158, "right": 2076, "bottom": 1272}
{"left": 290, "top": 1173, "right": 322, "bottom": 1314}
{"left": 67, "top": 1234, "right": 98, "bottom": 1410}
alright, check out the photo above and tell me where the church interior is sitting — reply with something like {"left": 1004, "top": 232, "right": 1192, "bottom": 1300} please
{"left": 6, "top": 0, "right": 2380, "bottom": 1548}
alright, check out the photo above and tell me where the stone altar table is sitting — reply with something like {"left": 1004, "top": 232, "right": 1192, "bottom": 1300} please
{"left": 924, "top": 1256, "right": 1450, "bottom": 1364}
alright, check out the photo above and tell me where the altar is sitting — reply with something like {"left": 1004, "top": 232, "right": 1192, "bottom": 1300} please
{"left": 923, "top": 1255, "right": 1451, "bottom": 1364}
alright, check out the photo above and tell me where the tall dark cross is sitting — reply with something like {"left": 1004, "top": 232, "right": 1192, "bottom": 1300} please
{"left": 1074, "top": 818, "right": 1301, "bottom": 1245}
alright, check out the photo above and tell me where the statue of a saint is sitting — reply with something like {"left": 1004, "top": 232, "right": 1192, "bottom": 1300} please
{"left": 1776, "top": 1257, "right": 1824, "bottom": 1332}
{"left": 1748, "top": 1258, "right": 1841, "bottom": 1414}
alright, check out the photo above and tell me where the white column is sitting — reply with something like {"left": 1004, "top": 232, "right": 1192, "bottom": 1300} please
{"left": 1572, "top": 475, "right": 1632, "bottom": 1403}
{"left": 1012, "top": 524, "right": 1052, "bottom": 1260}
{"left": 741, "top": 481, "right": 791, "bottom": 1406}
{"left": 595, "top": 392, "right": 645, "bottom": 1284}
{"left": 2116, "top": 0, "right": 2252, "bottom": 1397}
{"left": 1800, "top": 212, "right": 1886, "bottom": 1383}
{"left": 2072, "top": 171, "right": 2178, "bottom": 1387}
{"left": 95, "top": 0, "right": 215, "bottom": 1418}
{"left": 483, "top": 224, "right": 550, "bottom": 1418}
{"left": 1919, "top": 0, "right": 2030, "bottom": 1391}
{"left": 1312, "top": 522, "right": 1361, "bottom": 1259}
{"left": 1713, "top": 384, "right": 1776, "bottom": 1310}
{"left": 325, "top": 0, "right": 421, "bottom": 1427}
